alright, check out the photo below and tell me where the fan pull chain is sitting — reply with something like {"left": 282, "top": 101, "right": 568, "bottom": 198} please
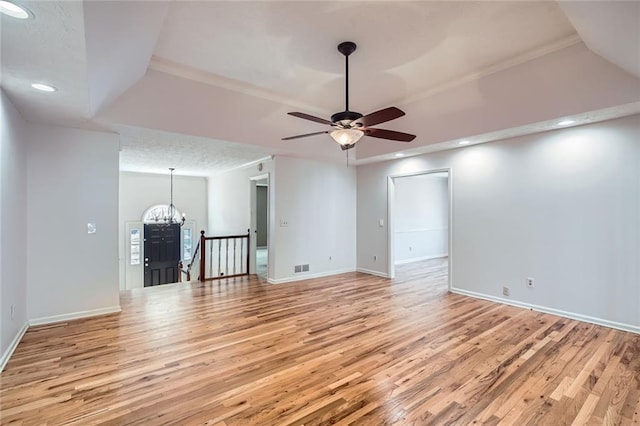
{"left": 346, "top": 149, "right": 349, "bottom": 167}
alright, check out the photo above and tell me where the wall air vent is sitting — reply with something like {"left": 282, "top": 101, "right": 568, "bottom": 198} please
{"left": 294, "top": 264, "right": 310, "bottom": 273}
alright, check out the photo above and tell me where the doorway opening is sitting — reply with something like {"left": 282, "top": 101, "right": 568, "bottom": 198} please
{"left": 387, "top": 169, "right": 452, "bottom": 291}
{"left": 250, "top": 174, "right": 269, "bottom": 280}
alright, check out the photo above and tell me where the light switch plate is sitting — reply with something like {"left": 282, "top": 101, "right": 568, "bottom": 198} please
{"left": 87, "top": 223, "right": 97, "bottom": 234}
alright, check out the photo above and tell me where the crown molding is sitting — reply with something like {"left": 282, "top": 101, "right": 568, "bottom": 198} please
{"left": 151, "top": 35, "right": 582, "bottom": 115}
{"left": 394, "top": 34, "right": 584, "bottom": 107}
{"left": 148, "top": 56, "right": 330, "bottom": 116}
{"left": 354, "top": 101, "right": 640, "bottom": 165}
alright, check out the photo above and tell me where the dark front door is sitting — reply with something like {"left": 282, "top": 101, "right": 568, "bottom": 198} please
{"left": 144, "top": 224, "right": 180, "bottom": 287}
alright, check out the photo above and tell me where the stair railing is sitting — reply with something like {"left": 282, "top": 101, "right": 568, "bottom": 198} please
{"left": 199, "top": 229, "right": 250, "bottom": 281}
{"left": 178, "top": 237, "right": 201, "bottom": 282}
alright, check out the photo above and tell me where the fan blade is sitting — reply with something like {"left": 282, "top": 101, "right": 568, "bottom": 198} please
{"left": 357, "top": 107, "right": 405, "bottom": 127}
{"left": 282, "top": 131, "right": 329, "bottom": 141}
{"left": 365, "top": 128, "right": 416, "bottom": 142}
{"left": 288, "top": 112, "right": 332, "bottom": 125}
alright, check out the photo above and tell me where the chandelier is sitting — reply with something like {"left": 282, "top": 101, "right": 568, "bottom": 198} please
{"left": 165, "top": 167, "right": 186, "bottom": 226}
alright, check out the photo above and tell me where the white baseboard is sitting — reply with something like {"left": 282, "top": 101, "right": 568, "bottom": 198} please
{"left": 267, "top": 267, "right": 356, "bottom": 284}
{"left": 451, "top": 287, "right": 640, "bottom": 335}
{"left": 356, "top": 267, "right": 390, "bottom": 278}
{"left": 395, "top": 254, "right": 448, "bottom": 265}
{"left": 29, "top": 305, "right": 121, "bottom": 327}
{"left": 1, "top": 321, "right": 28, "bottom": 372}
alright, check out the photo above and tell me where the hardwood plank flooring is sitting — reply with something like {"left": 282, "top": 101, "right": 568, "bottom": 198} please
{"left": 1, "top": 259, "right": 639, "bottom": 425}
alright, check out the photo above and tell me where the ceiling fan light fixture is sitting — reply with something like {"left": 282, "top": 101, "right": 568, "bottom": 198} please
{"left": 330, "top": 128, "right": 364, "bottom": 146}
{"left": 283, "top": 41, "right": 416, "bottom": 146}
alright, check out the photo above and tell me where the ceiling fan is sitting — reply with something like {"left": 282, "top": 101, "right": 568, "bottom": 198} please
{"left": 283, "top": 41, "right": 416, "bottom": 151}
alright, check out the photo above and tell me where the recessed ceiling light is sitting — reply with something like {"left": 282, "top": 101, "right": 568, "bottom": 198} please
{"left": 31, "top": 83, "right": 56, "bottom": 92}
{"left": 458, "top": 140, "right": 470, "bottom": 145}
{"left": 395, "top": 153, "right": 405, "bottom": 157}
{"left": 557, "top": 120, "right": 575, "bottom": 126}
{"left": 0, "top": 0, "right": 31, "bottom": 19}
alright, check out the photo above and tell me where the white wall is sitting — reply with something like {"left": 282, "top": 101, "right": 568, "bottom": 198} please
{"left": 357, "top": 115, "right": 640, "bottom": 331}
{"left": 119, "top": 171, "right": 208, "bottom": 289}
{"left": 27, "top": 125, "right": 120, "bottom": 322}
{"left": 0, "top": 91, "right": 28, "bottom": 366}
{"left": 208, "top": 157, "right": 356, "bottom": 283}
{"left": 272, "top": 156, "right": 356, "bottom": 283}
{"left": 207, "top": 160, "right": 274, "bottom": 277}
{"left": 207, "top": 160, "right": 274, "bottom": 235}
{"left": 394, "top": 174, "right": 449, "bottom": 264}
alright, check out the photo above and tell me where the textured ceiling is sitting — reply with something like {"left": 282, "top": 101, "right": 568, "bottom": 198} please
{"left": 0, "top": 1, "right": 90, "bottom": 124}
{"left": 117, "top": 126, "right": 274, "bottom": 177}
{"left": 1, "top": 1, "right": 639, "bottom": 175}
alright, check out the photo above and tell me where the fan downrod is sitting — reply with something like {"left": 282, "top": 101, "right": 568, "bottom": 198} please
{"left": 337, "top": 41, "right": 357, "bottom": 57}
{"left": 282, "top": 41, "right": 416, "bottom": 144}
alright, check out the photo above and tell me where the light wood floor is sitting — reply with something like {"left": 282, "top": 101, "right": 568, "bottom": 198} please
{"left": 1, "top": 259, "right": 639, "bottom": 425}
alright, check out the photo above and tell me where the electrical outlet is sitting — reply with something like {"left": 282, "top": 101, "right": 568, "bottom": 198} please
{"left": 280, "top": 219, "right": 289, "bottom": 227}
{"left": 10, "top": 304, "right": 15, "bottom": 320}
{"left": 502, "top": 286, "right": 510, "bottom": 297}
{"left": 527, "top": 277, "right": 535, "bottom": 288}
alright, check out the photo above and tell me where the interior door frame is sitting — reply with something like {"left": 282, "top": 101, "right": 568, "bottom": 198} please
{"left": 387, "top": 168, "right": 453, "bottom": 291}
{"left": 249, "top": 173, "right": 270, "bottom": 277}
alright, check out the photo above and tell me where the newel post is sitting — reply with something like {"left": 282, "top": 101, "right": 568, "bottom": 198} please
{"left": 200, "top": 230, "right": 206, "bottom": 282}
{"left": 246, "top": 228, "right": 251, "bottom": 274}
